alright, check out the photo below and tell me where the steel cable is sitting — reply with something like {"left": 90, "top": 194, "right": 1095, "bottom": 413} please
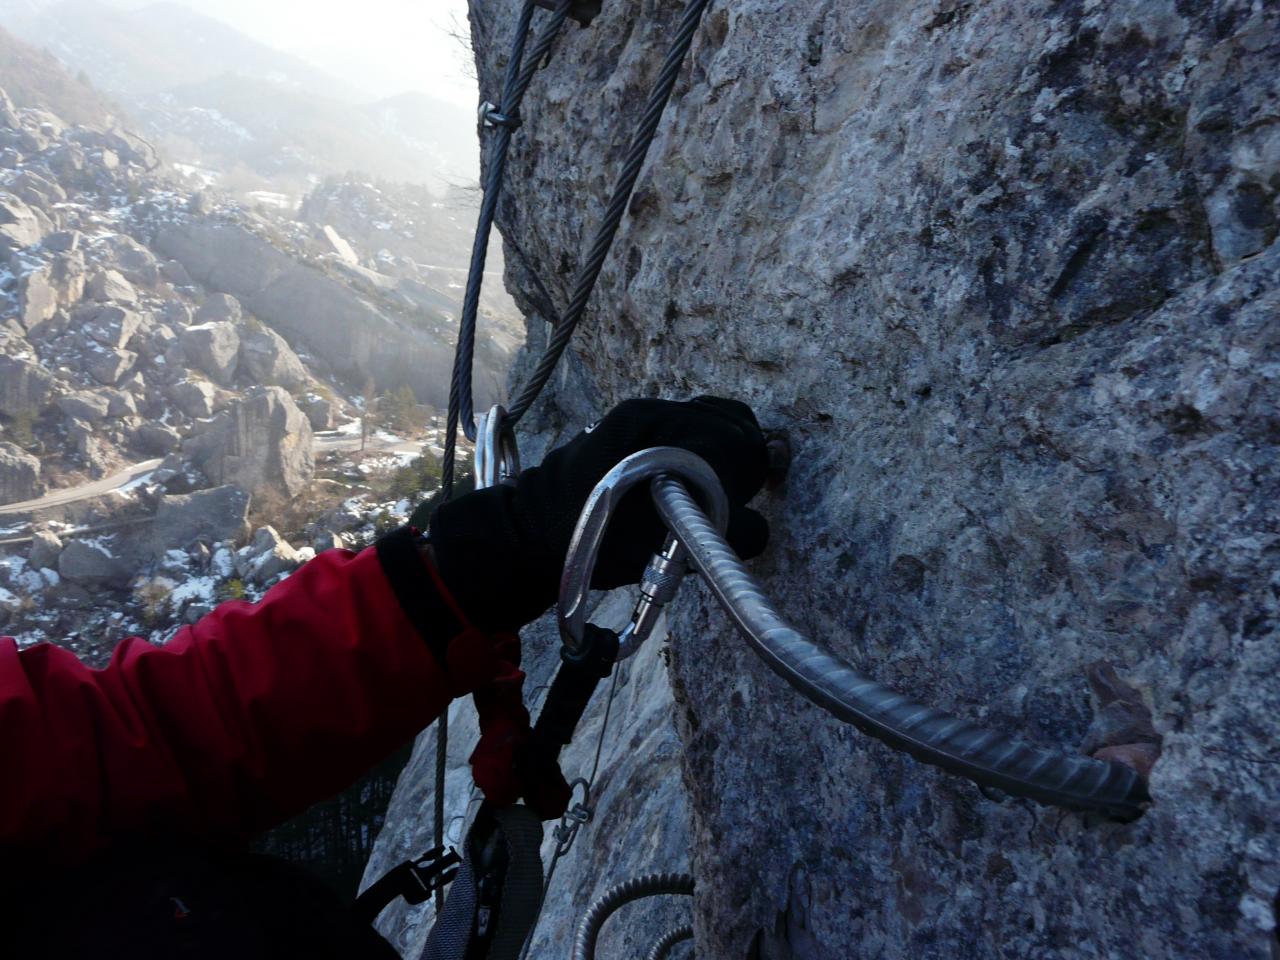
{"left": 571, "top": 872, "right": 695, "bottom": 960}
{"left": 442, "top": 0, "right": 573, "bottom": 497}
{"left": 644, "top": 924, "right": 694, "bottom": 960}
{"left": 650, "top": 476, "right": 1151, "bottom": 821}
{"left": 507, "top": 0, "right": 713, "bottom": 427}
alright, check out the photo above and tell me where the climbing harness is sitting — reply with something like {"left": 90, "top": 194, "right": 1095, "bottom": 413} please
{"left": 373, "top": 0, "right": 1155, "bottom": 953}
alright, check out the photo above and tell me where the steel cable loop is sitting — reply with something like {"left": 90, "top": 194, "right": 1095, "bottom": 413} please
{"left": 644, "top": 925, "right": 694, "bottom": 960}
{"left": 442, "top": 0, "right": 573, "bottom": 496}
{"left": 649, "top": 477, "right": 1152, "bottom": 821}
{"left": 571, "top": 872, "right": 695, "bottom": 960}
{"left": 506, "top": 0, "right": 714, "bottom": 426}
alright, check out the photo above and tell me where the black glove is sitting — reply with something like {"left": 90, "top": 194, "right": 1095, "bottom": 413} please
{"left": 427, "top": 397, "right": 771, "bottom": 632}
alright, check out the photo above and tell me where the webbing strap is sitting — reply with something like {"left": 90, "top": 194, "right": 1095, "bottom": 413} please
{"left": 421, "top": 806, "right": 544, "bottom": 960}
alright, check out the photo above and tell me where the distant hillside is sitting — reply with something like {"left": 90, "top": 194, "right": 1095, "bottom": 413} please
{"left": 0, "top": 0, "right": 360, "bottom": 100}
{"left": 0, "top": 0, "right": 477, "bottom": 195}
{"left": 0, "top": 25, "right": 121, "bottom": 126}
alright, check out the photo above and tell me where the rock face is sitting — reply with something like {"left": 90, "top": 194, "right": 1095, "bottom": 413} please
{"left": 373, "top": 4, "right": 1280, "bottom": 959}
{"left": 183, "top": 386, "right": 314, "bottom": 501}
{"left": 0, "top": 441, "right": 42, "bottom": 503}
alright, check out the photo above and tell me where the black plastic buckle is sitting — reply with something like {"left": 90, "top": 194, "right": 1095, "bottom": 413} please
{"left": 401, "top": 846, "right": 462, "bottom": 905}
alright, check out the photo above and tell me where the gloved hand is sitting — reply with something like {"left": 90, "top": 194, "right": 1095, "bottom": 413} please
{"left": 427, "top": 396, "right": 771, "bottom": 633}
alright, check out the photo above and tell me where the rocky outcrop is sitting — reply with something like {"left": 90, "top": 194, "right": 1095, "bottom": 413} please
{"left": 369, "top": 4, "right": 1280, "bottom": 960}
{"left": 57, "top": 391, "right": 110, "bottom": 423}
{"left": 183, "top": 386, "right": 314, "bottom": 501}
{"left": 0, "top": 440, "right": 42, "bottom": 503}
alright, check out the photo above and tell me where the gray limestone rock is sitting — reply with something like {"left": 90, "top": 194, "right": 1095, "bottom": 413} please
{"left": 195, "top": 293, "right": 243, "bottom": 325}
{"left": 86, "top": 347, "right": 136, "bottom": 386}
{"left": 133, "top": 421, "right": 182, "bottom": 456}
{"left": 179, "top": 321, "right": 240, "bottom": 385}
{"left": 56, "top": 391, "right": 110, "bottom": 423}
{"left": 238, "top": 322, "right": 308, "bottom": 390}
{"left": 84, "top": 305, "right": 142, "bottom": 350}
{"left": 43, "top": 230, "right": 81, "bottom": 254}
{"left": 167, "top": 379, "right": 218, "bottom": 419}
{"left": 0, "top": 192, "right": 40, "bottom": 255}
{"left": 235, "top": 525, "right": 302, "bottom": 584}
{"left": 57, "top": 537, "right": 131, "bottom": 588}
{"left": 160, "top": 260, "right": 192, "bottom": 286}
{"left": 0, "top": 440, "right": 42, "bottom": 504}
{"left": 183, "top": 386, "right": 314, "bottom": 501}
{"left": 0, "top": 355, "right": 54, "bottom": 417}
{"left": 105, "top": 389, "right": 138, "bottom": 419}
{"left": 27, "top": 529, "right": 63, "bottom": 570}
{"left": 86, "top": 269, "right": 138, "bottom": 305}
{"left": 150, "top": 486, "right": 251, "bottom": 555}
{"left": 301, "top": 394, "right": 336, "bottom": 431}
{"left": 372, "top": 3, "right": 1280, "bottom": 959}
{"left": 99, "top": 234, "right": 160, "bottom": 287}
{"left": 18, "top": 268, "right": 58, "bottom": 331}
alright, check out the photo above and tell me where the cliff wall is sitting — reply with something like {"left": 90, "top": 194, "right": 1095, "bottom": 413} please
{"left": 371, "top": 2, "right": 1280, "bottom": 957}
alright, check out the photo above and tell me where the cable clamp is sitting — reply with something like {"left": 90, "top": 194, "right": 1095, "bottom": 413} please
{"left": 479, "top": 101, "right": 523, "bottom": 130}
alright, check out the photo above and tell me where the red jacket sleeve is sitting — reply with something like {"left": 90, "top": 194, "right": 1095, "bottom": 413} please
{"left": 0, "top": 534, "right": 461, "bottom": 865}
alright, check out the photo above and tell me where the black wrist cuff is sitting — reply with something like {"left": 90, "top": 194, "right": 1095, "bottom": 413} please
{"left": 374, "top": 525, "right": 464, "bottom": 670}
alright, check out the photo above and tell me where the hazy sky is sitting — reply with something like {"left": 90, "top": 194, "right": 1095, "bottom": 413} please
{"left": 111, "top": 0, "right": 479, "bottom": 106}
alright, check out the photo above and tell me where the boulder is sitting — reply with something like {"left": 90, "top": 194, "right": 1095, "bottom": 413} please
{"left": 0, "top": 355, "right": 54, "bottom": 417}
{"left": 133, "top": 421, "right": 181, "bottom": 455}
{"left": 239, "top": 323, "right": 307, "bottom": 390}
{"left": 57, "top": 391, "right": 110, "bottom": 423}
{"left": 160, "top": 260, "right": 192, "bottom": 286}
{"left": 167, "top": 379, "right": 217, "bottom": 419}
{"left": 87, "top": 347, "right": 136, "bottom": 385}
{"left": 57, "top": 538, "right": 131, "bottom": 588}
{"left": 179, "top": 322, "right": 240, "bottom": 384}
{"left": 195, "top": 293, "right": 243, "bottom": 325}
{"left": 0, "top": 193, "right": 40, "bottom": 255}
{"left": 105, "top": 389, "right": 138, "bottom": 418}
{"left": 86, "top": 269, "right": 138, "bottom": 304}
{"left": 183, "top": 386, "right": 314, "bottom": 501}
{"left": 9, "top": 169, "right": 66, "bottom": 208}
{"left": 44, "top": 230, "right": 81, "bottom": 254}
{"left": 0, "top": 441, "right": 42, "bottom": 504}
{"left": 18, "top": 269, "right": 57, "bottom": 331}
{"left": 301, "top": 394, "right": 336, "bottom": 431}
{"left": 27, "top": 529, "right": 63, "bottom": 570}
{"left": 235, "top": 525, "right": 302, "bottom": 584}
{"left": 100, "top": 235, "right": 160, "bottom": 286}
{"left": 84, "top": 305, "right": 142, "bottom": 350}
{"left": 48, "top": 251, "right": 87, "bottom": 307}
{"left": 149, "top": 486, "right": 251, "bottom": 555}
{"left": 161, "top": 301, "right": 194, "bottom": 327}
